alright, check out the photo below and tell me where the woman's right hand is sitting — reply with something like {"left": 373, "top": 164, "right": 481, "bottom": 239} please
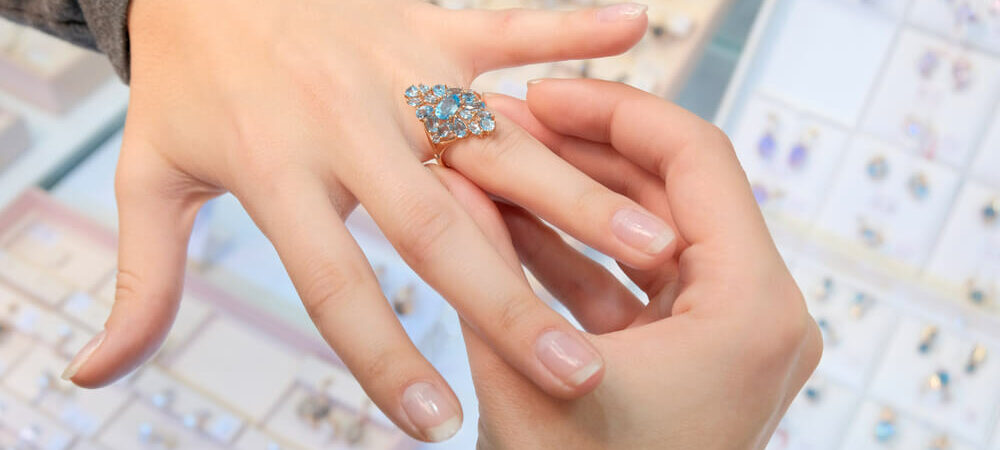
{"left": 435, "top": 79, "right": 823, "bottom": 449}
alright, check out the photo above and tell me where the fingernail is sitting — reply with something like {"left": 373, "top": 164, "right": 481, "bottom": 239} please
{"left": 596, "top": 3, "right": 648, "bottom": 22}
{"left": 527, "top": 78, "right": 546, "bottom": 85}
{"left": 611, "top": 208, "right": 674, "bottom": 255}
{"left": 61, "top": 330, "right": 106, "bottom": 380}
{"left": 401, "top": 382, "right": 462, "bottom": 442}
{"left": 535, "top": 330, "right": 603, "bottom": 387}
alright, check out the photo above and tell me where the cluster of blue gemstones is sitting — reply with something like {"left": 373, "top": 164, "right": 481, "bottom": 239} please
{"left": 405, "top": 84, "right": 495, "bottom": 144}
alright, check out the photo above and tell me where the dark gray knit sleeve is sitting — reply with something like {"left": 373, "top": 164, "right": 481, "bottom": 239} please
{"left": 0, "top": 0, "right": 131, "bottom": 83}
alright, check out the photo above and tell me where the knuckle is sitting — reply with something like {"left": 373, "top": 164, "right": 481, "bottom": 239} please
{"left": 114, "top": 269, "right": 144, "bottom": 305}
{"left": 474, "top": 128, "right": 522, "bottom": 167}
{"left": 394, "top": 199, "right": 457, "bottom": 266}
{"left": 573, "top": 184, "right": 611, "bottom": 216}
{"left": 300, "top": 263, "right": 364, "bottom": 322}
{"left": 358, "top": 349, "right": 401, "bottom": 384}
{"left": 495, "top": 295, "right": 537, "bottom": 335}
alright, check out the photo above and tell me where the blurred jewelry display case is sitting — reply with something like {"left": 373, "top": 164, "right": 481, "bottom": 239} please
{"left": 717, "top": 0, "right": 1000, "bottom": 448}
{"left": 0, "top": 189, "right": 417, "bottom": 449}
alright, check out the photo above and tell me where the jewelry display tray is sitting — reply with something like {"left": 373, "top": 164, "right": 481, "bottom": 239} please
{"left": 0, "top": 189, "right": 417, "bottom": 450}
{"left": 717, "top": 0, "right": 1000, "bottom": 449}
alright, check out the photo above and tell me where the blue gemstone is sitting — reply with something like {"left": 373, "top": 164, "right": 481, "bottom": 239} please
{"left": 874, "top": 421, "right": 896, "bottom": 442}
{"left": 433, "top": 85, "right": 447, "bottom": 96}
{"left": 468, "top": 120, "right": 482, "bottom": 135}
{"left": 459, "top": 109, "right": 474, "bottom": 121}
{"left": 984, "top": 204, "right": 998, "bottom": 221}
{"left": 936, "top": 370, "right": 950, "bottom": 386}
{"left": 804, "top": 386, "right": 820, "bottom": 401}
{"left": 405, "top": 86, "right": 420, "bottom": 98}
{"left": 788, "top": 143, "right": 808, "bottom": 168}
{"left": 462, "top": 93, "right": 477, "bottom": 105}
{"left": 919, "top": 342, "right": 931, "bottom": 354}
{"left": 480, "top": 117, "right": 495, "bottom": 132}
{"left": 479, "top": 110, "right": 493, "bottom": 119}
{"left": 757, "top": 133, "right": 776, "bottom": 160}
{"left": 416, "top": 105, "right": 433, "bottom": 120}
{"left": 435, "top": 94, "right": 461, "bottom": 120}
{"left": 453, "top": 121, "right": 468, "bottom": 138}
{"left": 418, "top": 84, "right": 430, "bottom": 93}
{"left": 971, "top": 289, "right": 986, "bottom": 304}
{"left": 425, "top": 118, "right": 441, "bottom": 134}
{"left": 406, "top": 97, "right": 421, "bottom": 107}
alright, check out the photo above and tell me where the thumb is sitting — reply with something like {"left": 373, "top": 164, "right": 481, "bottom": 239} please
{"left": 63, "top": 134, "right": 211, "bottom": 388}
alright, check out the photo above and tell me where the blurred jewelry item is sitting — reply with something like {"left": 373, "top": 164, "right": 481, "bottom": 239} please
{"left": 750, "top": 182, "right": 784, "bottom": 205}
{"left": 917, "top": 49, "right": 940, "bottom": 79}
{"left": 297, "top": 392, "right": 333, "bottom": 428}
{"left": 874, "top": 407, "right": 897, "bottom": 443}
{"left": 865, "top": 155, "right": 889, "bottom": 181}
{"left": 858, "top": 220, "right": 884, "bottom": 248}
{"left": 924, "top": 368, "right": 951, "bottom": 402}
{"left": 965, "top": 278, "right": 993, "bottom": 306}
{"left": 849, "top": 292, "right": 874, "bottom": 319}
{"left": 816, "top": 318, "right": 839, "bottom": 346}
{"left": 138, "top": 422, "right": 178, "bottom": 448}
{"left": 151, "top": 389, "right": 175, "bottom": 410}
{"left": 812, "top": 277, "right": 835, "bottom": 302}
{"left": 965, "top": 343, "right": 987, "bottom": 374}
{"left": 757, "top": 114, "right": 779, "bottom": 161}
{"left": 902, "top": 115, "right": 936, "bottom": 152}
{"left": 907, "top": 172, "right": 930, "bottom": 201}
{"left": 803, "top": 381, "right": 823, "bottom": 403}
{"left": 918, "top": 325, "right": 939, "bottom": 354}
{"left": 982, "top": 198, "right": 999, "bottom": 225}
{"left": 392, "top": 284, "right": 416, "bottom": 316}
{"left": 787, "top": 128, "right": 818, "bottom": 170}
{"left": 182, "top": 410, "right": 210, "bottom": 431}
{"left": 929, "top": 434, "right": 951, "bottom": 450}
{"left": 952, "top": 56, "right": 973, "bottom": 91}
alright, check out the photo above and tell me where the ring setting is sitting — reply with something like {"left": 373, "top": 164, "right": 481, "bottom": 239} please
{"left": 405, "top": 84, "right": 495, "bottom": 159}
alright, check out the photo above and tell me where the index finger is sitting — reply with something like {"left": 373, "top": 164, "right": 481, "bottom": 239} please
{"left": 523, "top": 78, "right": 773, "bottom": 253}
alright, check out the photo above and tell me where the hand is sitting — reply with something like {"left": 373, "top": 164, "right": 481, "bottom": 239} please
{"left": 434, "top": 79, "right": 822, "bottom": 449}
{"left": 60, "top": 1, "right": 680, "bottom": 442}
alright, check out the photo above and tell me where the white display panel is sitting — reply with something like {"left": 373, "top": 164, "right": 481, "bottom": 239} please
{"left": 719, "top": 0, "right": 1000, "bottom": 447}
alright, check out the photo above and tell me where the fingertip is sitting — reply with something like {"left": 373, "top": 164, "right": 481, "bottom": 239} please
{"left": 401, "top": 380, "right": 464, "bottom": 442}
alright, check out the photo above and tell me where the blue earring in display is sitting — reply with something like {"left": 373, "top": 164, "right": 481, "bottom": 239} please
{"left": 866, "top": 155, "right": 889, "bottom": 181}
{"left": 907, "top": 172, "right": 930, "bottom": 201}
{"left": 965, "top": 278, "right": 993, "bottom": 306}
{"left": 849, "top": 292, "right": 874, "bottom": 319}
{"left": 983, "top": 198, "right": 999, "bottom": 225}
{"left": 918, "top": 325, "right": 938, "bottom": 354}
{"left": 924, "top": 368, "right": 951, "bottom": 403}
{"left": 757, "top": 114, "right": 779, "bottom": 161}
{"left": 965, "top": 343, "right": 987, "bottom": 374}
{"left": 787, "top": 128, "right": 818, "bottom": 170}
{"left": 858, "top": 219, "right": 883, "bottom": 248}
{"left": 874, "top": 407, "right": 897, "bottom": 443}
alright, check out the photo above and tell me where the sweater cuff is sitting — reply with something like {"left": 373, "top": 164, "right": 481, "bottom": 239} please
{"left": 79, "top": 0, "right": 131, "bottom": 83}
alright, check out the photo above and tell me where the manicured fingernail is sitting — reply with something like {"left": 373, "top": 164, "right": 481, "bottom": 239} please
{"left": 402, "top": 382, "right": 461, "bottom": 442}
{"left": 535, "top": 330, "right": 603, "bottom": 387}
{"left": 611, "top": 208, "right": 674, "bottom": 255}
{"left": 61, "top": 330, "right": 105, "bottom": 380}
{"left": 596, "top": 3, "right": 648, "bottom": 22}
{"left": 527, "top": 78, "right": 546, "bottom": 85}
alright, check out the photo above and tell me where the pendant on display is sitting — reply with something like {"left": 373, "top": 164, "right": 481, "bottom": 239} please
{"left": 865, "top": 155, "right": 889, "bottom": 181}
{"left": 917, "top": 49, "right": 940, "bottom": 79}
{"left": 873, "top": 407, "right": 897, "bottom": 443}
{"left": 965, "top": 277, "right": 993, "bottom": 306}
{"left": 812, "top": 276, "right": 835, "bottom": 302}
{"left": 965, "top": 343, "right": 988, "bottom": 374}
{"left": 849, "top": 292, "right": 874, "bottom": 319}
{"left": 952, "top": 55, "right": 973, "bottom": 92}
{"left": 858, "top": 219, "right": 884, "bottom": 248}
{"left": 918, "top": 325, "right": 939, "bottom": 354}
{"left": 923, "top": 368, "right": 951, "bottom": 403}
{"left": 906, "top": 172, "right": 931, "bottom": 201}
{"left": 758, "top": 114, "right": 779, "bottom": 161}
{"left": 787, "top": 128, "right": 818, "bottom": 170}
{"left": 982, "top": 198, "right": 999, "bottom": 225}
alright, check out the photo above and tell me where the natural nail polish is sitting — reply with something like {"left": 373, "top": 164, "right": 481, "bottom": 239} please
{"left": 611, "top": 208, "right": 674, "bottom": 255}
{"left": 402, "top": 382, "right": 461, "bottom": 442}
{"left": 61, "top": 330, "right": 106, "bottom": 380}
{"left": 596, "top": 3, "right": 649, "bottom": 23}
{"left": 535, "top": 330, "right": 603, "bottom": 387}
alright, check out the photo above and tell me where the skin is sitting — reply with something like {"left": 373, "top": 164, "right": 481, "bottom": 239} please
{"left": 433, "top": 79, "right": 823, "bottom": 449}
{"left": 64, "top": 0, "right": 684, "bottom": 442}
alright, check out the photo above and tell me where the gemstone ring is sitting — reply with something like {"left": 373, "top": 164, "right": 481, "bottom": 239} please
{"left": 404, "top": 83, "right": 496, "bottom": 166}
